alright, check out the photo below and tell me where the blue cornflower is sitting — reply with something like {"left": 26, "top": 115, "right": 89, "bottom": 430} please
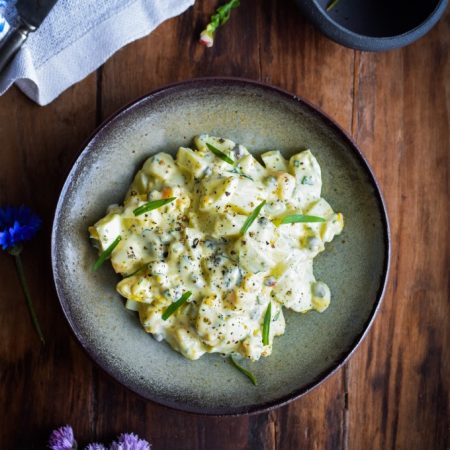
{"left": 48, "top": 425, "right": 77, "bottom": 450}
{"left": 0, "top": 205, "right": 41, "bottom": 251}
{"left": 1, "top": 205, "right": 44, "bottom": 343}
{"left": 85, "top": 444, "right": 106, "bottom": 450}
{"left": 109, "top": 433, "right": 151, "bottom": 450}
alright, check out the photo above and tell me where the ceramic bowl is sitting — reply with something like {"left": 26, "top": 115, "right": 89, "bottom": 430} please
{"left": 52, "top": 78, "right": 390, "bottom": 415}
{"left": 295, "top": 0, "right": 449, "bottom": 51}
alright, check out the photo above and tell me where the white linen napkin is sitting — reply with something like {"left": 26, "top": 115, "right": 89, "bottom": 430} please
{"left": 0, "top": 0, "right": 194, "bottom": 105}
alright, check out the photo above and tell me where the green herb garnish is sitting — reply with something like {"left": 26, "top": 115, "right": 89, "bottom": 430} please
{"left": 162, "top": 291, "right": 192, "bottom": 320}
{"left": 199, "top": 0, "right": 240, "bottom": 48}
{"left": 228, "top": 168, "right": 254, "bottom": 181}
{"left": 301, "top": 175, "right": 314, "bottom": 185}
{"left": 92, "top": 236, "right": 121, "bottom": 271}
{"left": 326, "top": 0, "right": 340, "bottom": 11}
{"left": 206, "top": 143, "right": 235, "bottom": 165}
{"left": 240, "top": 200, "right": 266, "bottom": 235}
{"left": 273, "top": 309, "right": 281, "bottom": 321}
{"left": 133, "top": 197, "right": 176, "bottom": 216}
{"left": 262, "top": 302, "right": 272, "bottom": 346}
{"left": 277, "top": 214, "right": 325, "bottom": 225}
{"left": 230, "top": 356, "right": 257, "bottom": 385}
{"left": 206, "top": 143, "right": 253, "bottom": 180}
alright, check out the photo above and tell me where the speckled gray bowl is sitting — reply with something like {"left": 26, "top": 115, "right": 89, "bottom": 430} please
{"left": 52, "top": 78, "right": 390, "bottom": 415}
{"left": 295, "top": 0, "right": 448, "bottom": 51}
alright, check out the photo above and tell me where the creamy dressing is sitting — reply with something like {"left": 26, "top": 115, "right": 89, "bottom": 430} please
{"left": 89, "top": 135, "right": 344, "bottom": 361}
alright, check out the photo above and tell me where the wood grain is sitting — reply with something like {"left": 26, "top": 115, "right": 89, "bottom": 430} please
{"left": 347, "top": 13, "right": 450, "bottom": 450}
{"left": 0, "top": 77, "right": 98, "bottom": 448}
{"left": 0, "top": 0, "right": 448, "bottom": 448}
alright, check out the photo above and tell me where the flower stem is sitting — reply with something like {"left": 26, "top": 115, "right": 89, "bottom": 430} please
{"left": 14, "top": 253, "right": 45, "bottom": 344}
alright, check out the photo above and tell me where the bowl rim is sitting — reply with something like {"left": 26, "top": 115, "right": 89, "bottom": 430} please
{"left": 306, "top": 0, "right": 449, "bottom": 51}
{"left": 51, "top": 77, "right": 391, "bottom": 416}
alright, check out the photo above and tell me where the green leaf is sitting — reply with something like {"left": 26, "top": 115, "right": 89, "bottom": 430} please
{"left": 93, "top": 236, "right": 121, "bottom": 271}
{"left": 326, "top": 0, "right": 340, "bottom": 11}
{"left": 133, "top": 197, "right": 176, "bottom": 216}
{"left": 162, "top": 291, "right": 192, "bottom": 321}
{"left": 230, "top": 356, "right": 257, "bottom": 385}
{"left": 206, "top": 143, "right": 235, "bottom": 165}
{"left": 240, "top": 200, "right": 266, "bottom": 235}
{"left": 277, "top": 214, "right": 325, "bottom": 225}
{"left": 262, "top": 302, "right": 272, "bottom": 346}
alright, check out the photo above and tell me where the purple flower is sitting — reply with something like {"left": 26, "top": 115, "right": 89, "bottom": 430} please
{"left": 48, "top": 425, "right": 77, "bottom": 450}
{"left": 0, "top": 205, "right": 41, "bottom": 251}
{"left": 109, "top": 433, "right": 151, "bottom": 450}
{"left": 85, "top": 444, "right": 107, "bottom": 450}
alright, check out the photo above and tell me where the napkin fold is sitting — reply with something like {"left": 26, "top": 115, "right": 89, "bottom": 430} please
{"left": 0, "top": 0, "right": 194, "bottom": 105}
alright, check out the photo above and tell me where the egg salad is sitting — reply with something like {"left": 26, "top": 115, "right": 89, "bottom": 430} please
{"left": 89, "top": 135, "right": 344, "bottom": 361}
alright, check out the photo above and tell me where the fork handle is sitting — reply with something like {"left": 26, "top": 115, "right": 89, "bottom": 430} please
{"left": 0, "top": 22, "right": 35, "bottom": 74}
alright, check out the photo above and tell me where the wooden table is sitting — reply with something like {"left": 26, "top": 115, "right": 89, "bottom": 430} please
{"left": 1, "top": 1, "right": 449, "bottom": 448}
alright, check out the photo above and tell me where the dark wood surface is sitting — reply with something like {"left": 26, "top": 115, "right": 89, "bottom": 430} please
{"left": 0, "top": 1, "right": 449, "bottom": 449}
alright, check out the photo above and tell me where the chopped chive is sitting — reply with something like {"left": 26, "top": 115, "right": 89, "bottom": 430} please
{"left": 230, "top": 356, "right": 257, "bottom": 385}
{"left": 133, "top": 197, "right": 176, "bottom": 216}
{"left": 277, "top": 214, "right": 325, "bottom": 225}
{"left": 240, "top": 200, "right": 266, "bottom": 235}
{"left": 326, "top": 0, "right": 340, "bottom": 11}
{"left": 301, "top": 175, "right": 314, "bottom": 185}
{"left": 207, "top": 143, "right": 253, "bottom": 180}
{"left": 92, "top": 236, "right": 121, "bottom": 271}
{"left": 162, "top": 291, "right": 192, "bottom": 320}
{"left": 228, "top": 168, "right": 254, "bottom": 181}
{"left": 273, "top": 309, "right": 281, "bottom": 321}
{"left": 206, "top": 143, "right": 235, "bottom": 165}
{"left": 262, "top": 302, "right": 272, "bottom": 346}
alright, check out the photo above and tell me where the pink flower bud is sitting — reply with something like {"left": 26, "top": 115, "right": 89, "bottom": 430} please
{"left": 199, "top": 30, "right": 214, "bottom": 47}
